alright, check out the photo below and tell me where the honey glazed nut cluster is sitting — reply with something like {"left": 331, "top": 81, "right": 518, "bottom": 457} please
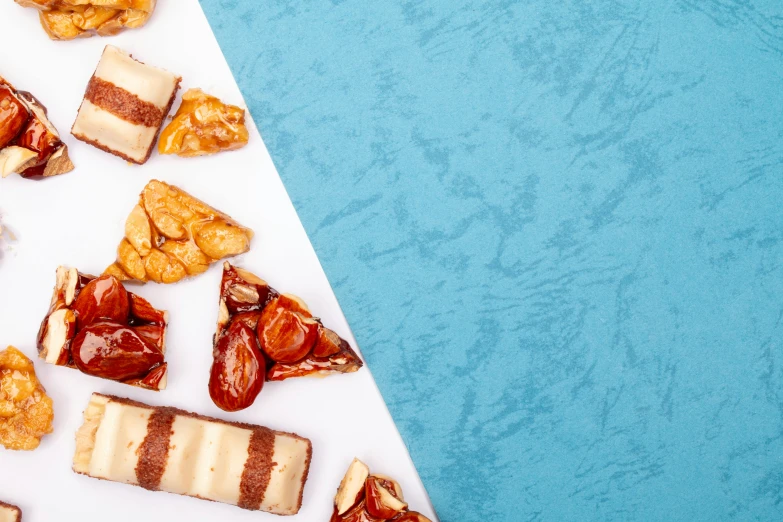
{"left": 105, "top": 179, "right": 254, "bottom": 284}
{"left": 15, "top": 0, "right": 157, "bottom": 40}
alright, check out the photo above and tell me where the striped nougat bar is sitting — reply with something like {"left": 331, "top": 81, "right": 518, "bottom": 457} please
{"left": 73, "top": 394, "right": 312, "bottom": 515}
{"left": 72, "top": 46, "right": 180, "bottom": 164}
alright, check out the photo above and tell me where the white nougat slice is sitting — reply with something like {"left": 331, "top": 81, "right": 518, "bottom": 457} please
{"left": 73, "top": 393, "right": 312, "bottom": 516}
{"left": 0, "top": 502, "right": 21, "bottom": 522}
{"left": 71, "top": 45, "right": 181, "bottom": 164}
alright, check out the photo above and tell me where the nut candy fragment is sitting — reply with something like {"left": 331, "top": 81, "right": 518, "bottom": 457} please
{"left": 332, "top": 459, "right": 432, "bottom": 522}
{"left": 105, "top": 180, "right": 254, "bottom": 284}
{"left": 71, "top": 46, "right": 180, "bottom": 164}
{"left": 14, "top": 0, "right": 156, "bottom": 40}
{"left": 158, "top": 88, "right": 249, "bottom": 157}
{"left": 73, "top": 393, "right": 312, "bottom": 515}
{"left": 0, "top": 501, "right": 22, "bottom": 522}
{"left": 210, "top": 263, "right": 363, "bottom": 412}
{"left": 36, "top": 266, "right": 169, "bottom": 390}
{"left": 0, "top": 76, "right": 74, "bottom": 179}
{"left": 0, "top": 346, "right": 54, "bottom": 451}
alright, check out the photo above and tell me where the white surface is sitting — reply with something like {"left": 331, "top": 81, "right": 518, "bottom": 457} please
{"left": 0, "top": 2, "right": 437, "bottom": 521}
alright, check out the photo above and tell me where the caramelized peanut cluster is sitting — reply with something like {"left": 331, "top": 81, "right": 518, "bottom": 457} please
{"left": 332, "top": 459, "right": 432, "bottom": 522}
{"left": 0, "top": 78, "right": 73, "bottom": 179}
{"left": 105, "top": 180, "right": 254, "bottom": 284}
{"left": 0, "top": 346, "right": 54, "bottom": 451}
{"left": 209, "top": 263, "right": 364, "bottom": 411}
{"left": 159, "top": 89, "right": 249, "bottom": 157}
{"left": 37, "top": 266, "right": 168, "bottom": 390}
{"left": 15, "top": 0, "right": 156, "bottom": 40}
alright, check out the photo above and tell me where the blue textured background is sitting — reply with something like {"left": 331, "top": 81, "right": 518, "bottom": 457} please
{"left": 200, "top": 1, "right": 783, "bottom": 520}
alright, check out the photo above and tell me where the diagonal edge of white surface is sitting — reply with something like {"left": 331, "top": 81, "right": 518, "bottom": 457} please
{"left": 0, "top": 2, "right": 438, "bottom": 521}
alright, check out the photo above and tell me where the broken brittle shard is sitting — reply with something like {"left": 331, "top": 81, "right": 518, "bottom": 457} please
{"left": 37, "top": 266, "right": 169, "bottom": 390}
{"left": 14, "top": 0, "right": 157, "bottom": 41}
{"left": 105, "top": 180, "right": 254, "bottom": 284}
{"left": 71, "top": 46, "right": 180, "bottom": 164}
{"left": 209, "top": 262, "right": 364, "bottom": 412}
{"left": 331, "top": 458, "right": 432, "bottom": 522}
{"left": 158, "top": 88, "right": 249, "bottom": 157}
{"left": 0, "top": 346, "right": 54, "bottom": 451}
{"left": 0, "top": 76, "right": 74, "bottom": 179}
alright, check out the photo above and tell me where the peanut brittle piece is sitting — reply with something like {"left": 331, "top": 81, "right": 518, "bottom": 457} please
{"left": 105, "top": 180, "right": 254, "bottom": 284}
{"left": 158, "top": 88, "right": 249, "bottom": 157}
{"left": 15, "top": 0, "right": 156, "bottom": 40}
{"left": 209, "top": 262, "right": 363, "bottom": 412}
{"left": 0, "top": 346, "right": 54, "bottom": 451}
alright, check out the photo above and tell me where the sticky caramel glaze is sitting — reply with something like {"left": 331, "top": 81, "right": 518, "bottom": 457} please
{"left": 158, "top": 89, "right": 249, "bottom": 157}
{"left": 7, "top": 92, "right": 63, "bottom": 179}
{"left": 0, "top": 85, "right": 29, "bottom": 149}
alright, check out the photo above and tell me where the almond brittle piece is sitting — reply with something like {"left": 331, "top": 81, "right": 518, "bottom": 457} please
{"left": 15, "top": 0, "right": 157, "bottom": 40}
{"left": 105, "top": 180, "right": 253, "bottom": 284}
{"left": 37, "top": 266, "right": 169, "bottom": 390}
{"left": 209, "top": 262, "right": 363, "bottom": 411}
{"left": 158, "top": 88, "right": 249, "bottom": 157}
{"left": 0, "top": 346, "right": 54, "bottom": 451}
{"left": 332, "top": 459, "right": 432, "bottom": 522}
{"left": 0, "top": 77, "right": 73, "bottom": 179}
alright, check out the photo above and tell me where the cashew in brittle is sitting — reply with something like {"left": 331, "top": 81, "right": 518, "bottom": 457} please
{"left": 15, "top": 0, "right": 157, "bottom": 40}
{"left": 106, "top": 180, "right": 253, "bottom": 284}
{"left": 125, "top": 204, "right": 152, "bottom": 257}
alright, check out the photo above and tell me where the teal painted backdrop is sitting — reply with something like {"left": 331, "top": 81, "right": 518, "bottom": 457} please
{"left": 200, "top": 1, "right": 783, "bottom": 520}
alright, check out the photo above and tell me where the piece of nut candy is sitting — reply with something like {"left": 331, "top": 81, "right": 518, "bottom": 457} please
{"left": 209, "top": 263, "right": 364, "bottom": 411}
{"left": 0, "top": 501, "right": 22, "bottom": 522}
{"left": 105, "top": 180, "right": 254, "bottom": 284}
{"left": 71, "top": 45, "right": 180, "bottom": 164}
{"left": 73, "top": 393, "right": 312, "bottom": 515}
{"left": 332, "top": 459, "right": 432, "bottom": 522}
{"left": 0, "top": 346, "right": 54, "bottom": 451}
{"left": 158, "top": 88, "right": 249, "bottom": 157}
{"left": 0, "top": 77, "right": 74, "bottom": 179}
{"left": 36, "top": 266, "right": 169, "bottom": 390}
{"left": 14, "top": 0, "right": 156, "bottom": 40}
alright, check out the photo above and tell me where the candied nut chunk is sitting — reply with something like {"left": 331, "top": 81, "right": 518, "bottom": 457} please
{"left": 209, "top": 263, "right": 363, "bottom": 411}
{"left": 14, "top": 0, "right": 157, "bottom": 40}
{"left": 159, "top": 89, "right": 249, "bottom": 157}
{"left": 36, "top": 266, "right": 169, "bottom": 390}
{"left": 0, "top": 77, "right": 74, "bottom": 179}
{"left": 105, "top": 180, "right": 253, "bottom": 284}
{"left": 0, "top": 346, "right": 54, "bottom": 451}
{"left": 332, "top": 459, "right": 431, "bottom": 522}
